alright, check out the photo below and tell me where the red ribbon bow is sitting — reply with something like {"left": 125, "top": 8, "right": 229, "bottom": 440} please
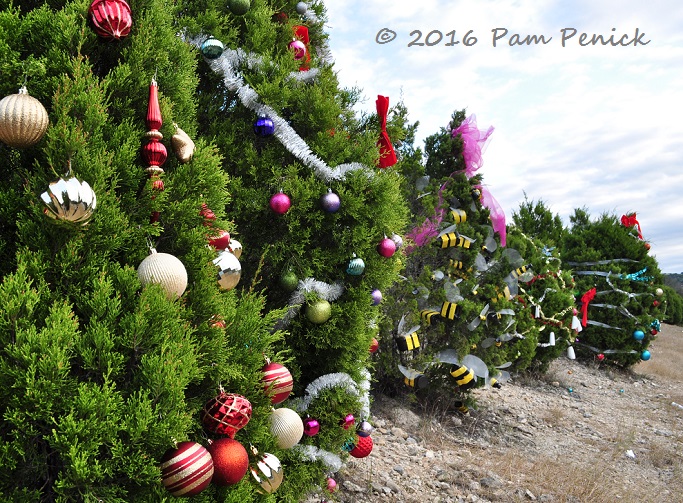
{"left": 580, "top": 287, "right": 596, "bottom": 327}
{"left": 620, "top": 213, "right": 643, "bottom": 239}
{"left": 293, "top": 25, "right": 311, "bottom": 71}
{"left": 376, "top": 95, "right": 397, "bottom": 168}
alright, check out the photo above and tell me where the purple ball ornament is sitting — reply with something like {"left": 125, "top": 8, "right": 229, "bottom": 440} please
{"left": 371, "top": 289, "right": 382, "bottom": 306}
{"left": 356, "top": 420, "right": 374, "bottom": 437}
{"left": 270, "top": 192, "right": 291, "bottom": 215}
{"left": 289, "top": 39, "right": 306, "bottom": 60}
{"left": 377, "top": 236, "right": 396, "bottom": 258}
{"left": 303, "top": 417, "right": 320, "bottom": 437}
{"left": 254, "top": 116, "right": 275, "bottom": 137}
{"left": 391, "top": 233, "right": 403, "bottom": 250}
{"left": 320, "top": 190, "right": 341, "bottom": 213}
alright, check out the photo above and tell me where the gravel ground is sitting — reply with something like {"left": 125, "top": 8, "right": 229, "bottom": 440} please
{"left": 306, "top": 324, "right": 683, "bottom": 503}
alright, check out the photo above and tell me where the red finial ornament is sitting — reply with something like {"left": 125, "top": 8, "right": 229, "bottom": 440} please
{"left": 89, "top": 0, "right": 133, "bottom": 40}
{"left": 142, "top": 78, "right": 167, "bottom": 175}
{"left": 376, "top": 95, "right": 397, "bottom": 168}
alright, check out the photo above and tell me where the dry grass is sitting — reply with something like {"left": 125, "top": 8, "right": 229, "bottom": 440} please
{"left": 635, "top": 325, "right": 683, "bottom": 381}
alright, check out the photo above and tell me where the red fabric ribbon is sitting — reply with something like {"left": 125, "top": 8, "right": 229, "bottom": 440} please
{"left": 620, "top": 213, "right": 643, "bottom": 239}
{"left": 580, "top": 287, "right": 596, "bottom": 327}
{"left": 376, "top": 95, "right": 397, "bottom": 168}
{"left": 293, "top": 25, "right": 311, "bottom": 71}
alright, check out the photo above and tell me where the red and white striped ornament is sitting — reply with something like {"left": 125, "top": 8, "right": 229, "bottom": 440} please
{"left": 160, "top": 441, "right": 214, "bottom": 497}
{"left": 261, "top": 362, "right": 293, "bottom": 404}
{"left": 89, "top": 0, "right": 132, "bottom": 40}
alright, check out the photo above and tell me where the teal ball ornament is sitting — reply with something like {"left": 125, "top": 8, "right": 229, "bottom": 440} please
{"left": 346, "top": 256, "right": 365, "bottom": 276}
{"left": 633, "top": 330, "right": 645, "bottom": 341}
{"left": 641, "top": 350, "right": 651, "bottom": 361}
{"left": 201, "top": 37, "right": 225, "bottom": 59}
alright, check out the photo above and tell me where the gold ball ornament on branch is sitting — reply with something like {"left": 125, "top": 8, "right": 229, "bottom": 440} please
{"left": 0, "top": 86, "right": 49, "bottom": 148}
{"left": 137, "top": 248, "right": 188, "bottom": 300}
{"left": 40, "top": 177, "right": 97, "bottom": 225}
{"left": 270, "top": 407, "right": 304, "bottom": 449}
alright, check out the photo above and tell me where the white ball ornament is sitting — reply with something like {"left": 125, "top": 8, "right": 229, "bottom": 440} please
{"left": 213, "top": 249, "right": 242, "bottom": 290}
{"left": 137, "top": 249, "right": 188, "bottom": 300}
{"left": 270, "top": 408, "right": 304, "bottom": 449}
{"left": 656, "top": 288, "right": 664, "bottom": 297}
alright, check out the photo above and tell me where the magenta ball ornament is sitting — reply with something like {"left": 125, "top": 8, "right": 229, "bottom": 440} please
{"left": 377, "top": 237, "right": 396, "bottom": 258}
{"left": 320, "top": 190, "right": 341, "bottom": 213}
{"left": 288, "top": 39, "right": 306, "bottom": 60}
{"left": 269, "top": 192, "right": 291, "bottom": 214}
{"left": 340, "top": 413, "right": 354, "bottom": 430}
{"left": 303, "top": 417, "right": 320, "bottom": 436}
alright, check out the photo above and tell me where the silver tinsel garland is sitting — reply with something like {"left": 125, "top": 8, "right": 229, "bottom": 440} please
{"left": 274, "top": 277, "right": 345, "bottom": 330}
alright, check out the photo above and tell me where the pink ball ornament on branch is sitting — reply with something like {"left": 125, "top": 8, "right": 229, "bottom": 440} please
{"left": 270, "top": 191, "right": 291, "bottom": 215}
{"left": 377, "top": 236, "right": 396, "bottom": 257}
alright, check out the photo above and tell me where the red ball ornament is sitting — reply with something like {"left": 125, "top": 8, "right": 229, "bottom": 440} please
{"left": 369, "top": 337, "right": 379, "bottom": 354}
{"left": 644, "top": 242, "right": 651, "bottom": 251}
{"left": 653, "top": 300, "right": 660, "bottom": 307}
{"left": 262, "top": 362, "right": 294, "bottom": 405}
{"left": 349, "top": 435, "right": 373, "bottom": 458}
{"left": 377, "top": 237, "right": 396, "bottom": 258}
{"left": 160, "top": 441, "right": 214, "bottom": 497}
{"left": 652, "top": 329, "right": 658, "bottom": 336}
{"left": 270, "top": 192, "right": 291, "bottom": 214}
{"left": 207, "top": 438, "right": 249, "bottom": 486}
{"left": 597, "top": 353, "right": 605, "bottom": 361}
{"left": 201, "top": 392, "right": 252, "bottom": 438}
{"left": 89, "top": 0, "right": 132, "bottom": 39}
{"left": 208, "top": 229, "right": 231, "bottom": 250}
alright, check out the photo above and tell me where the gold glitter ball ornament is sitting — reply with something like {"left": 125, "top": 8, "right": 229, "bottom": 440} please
{"left": 0, "top": 86, "right": 49, "bottom": 148}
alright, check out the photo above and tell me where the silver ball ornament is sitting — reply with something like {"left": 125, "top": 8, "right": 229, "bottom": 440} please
{"left": 137, "top": 249, "right": 188, "bottom": 300}
{"left": 295, "top": 2, "right": 307, "bottom": 14}
{"left": 250, "top": 450, "right": 284, "bottom": 494}
{"left": 40, "top": 177, "right": 97, "bottom": 225}
{"left": 228, "top": 239, "right": 242, "bottom": 259}
{"left": 213, "top": 250, "right": 242, "bottom": 291}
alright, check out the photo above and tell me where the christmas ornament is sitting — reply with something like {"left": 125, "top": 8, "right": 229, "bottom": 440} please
{"left": 280, "top": 270, "right": 298, "bottom": 292}
{"left": 656, "top": 288, "right": 664, "bottom": 296}
{"left": 349, "top": 435, "right": 373, "bottom": 458}
{"left": 40, "top": 177, "right": 97, "bottom": 225}
{"left": 160, "top": 441, "right": 214, "bottom": 497}
{"left": 567, "top": 346, "right": 576, "bottom": 360}
{"left": 306, "top": 299, "right": 331, "bottom": 324}
{"left": 88, "top": 0, "right": 132, "bottom": 39}
{"left": 357, "top": 420, "right": 374, "bottom": 437}
{"left": 200, "top": 203, "right": 216, "bottom": 223}
{"left": 288, "top": 39, "right": 307, "bottom": 60}
{"left": 270, "top": 407, "right": 304, "bottom": 449}
{"left": 391, "top": 233, "right": 404, "bottom": 249}
{"left": 633, "top": 330, "right": 645, "bottom": 341}
{"left": 228, "top": 0, "right": 251, "bottom": 15}
{"left": 653, "top": 300, "right": 660, "bottom": 307}
{"left": 377, "top": 236, "right": 396, "bottom": 257}
{"left": 303, "top": 417, "right": 320, "bottom": 436}
{"left": 652, "top": 329, "right": 658, "bottom": 336}
{"left": 597, "top": 353, "right": 605, "bottom": 361}
{"left": 228, "top": 239, "right": 242, "bottom": 259}
{"left": 213, "top": 249, "right": 242, "bottom": 290}
{"left": 340, "top": 414, "right": 354, "bottom": 430}
{"left": 270, "top": 192, "right": 291, "bottom": 214}
{"left": 369, "top": 338, "right": 379, "bottom": 354}
{"left": 320, "top": 190, "right": 341, "bottom": 213}
{"left": 346, "top": 255, "right": 365, "bottom": 276}
{"left": 254, "top": 116, "right": 275, "bottom": 137}
{"left": 208, "top": 229, "right": 231, "bottom": 251}
{"left": 249, "top": 447, "right": 284, "bottom": 494}
{"left": 296, "top": 2, "right": 308, "bottom": 14}
{"left": 201, "top": 392, "right": 252, "bottom": 437}
{"left": 210, "top": 314, "right": 226, "bottom": 329}
{"left": 371, "top": 289, "right": 382, "bottom": 305}
{"left": 376, "top": 95, "right": 398, "bottom": 168}
{"left": 200, "top": 36, "right": 224, "bottom": 59}
{"left": 137, "top": 248, "right": 188, "bottom": 300}
{"left": 142, "top": 78, "right": 167, "bottom": 175}
{"left": 641, "top": 350, "right": 651, "bottom": 361}
{"left": 644, "top": 242, "right": 651, "bottom": 251}
{"left": 327, "top": 477, "right": 337, "bottom": 492}
{"left": 262, "top": 362, "right": 294, "bottom": 405}
{"left": 0, "top": 86, "right": 49, "bottom": 148}
{"left": 171, "top": 124, "right": 195, "bottom": 163}
{"left": 207, "top": 438, "right": 249, "bottom": 486}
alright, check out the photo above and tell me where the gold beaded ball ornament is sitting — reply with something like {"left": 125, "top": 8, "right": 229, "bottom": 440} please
{"left": 0, "top": 86, "right": 49, "bottom": 148}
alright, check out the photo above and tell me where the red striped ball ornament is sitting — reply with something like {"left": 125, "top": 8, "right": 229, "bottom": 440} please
{"left": 160, "top": 441, "right": 214, "bottom": 497}
{"left": 262, "top": 362, "right": 293, "bottom": 404}
{"left": 89, "top": 0, "right": 132, "bottom": 39}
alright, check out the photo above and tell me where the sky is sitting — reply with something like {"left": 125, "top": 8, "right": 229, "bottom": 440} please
{"left": 323, "top": 0, "right": 683, "bottom": 273}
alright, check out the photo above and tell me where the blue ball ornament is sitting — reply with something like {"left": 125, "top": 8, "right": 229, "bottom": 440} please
{"left": 254, "top": 116, "right": 275, "bottom": 137}
{"left": 641, "top": 350, "right": 651, "bottom": 361}
{"left": 200, "top": 37, "right": 225, "bottom": 59}
{"left": 633, "top": 330, "right": 645, "bottom": 341}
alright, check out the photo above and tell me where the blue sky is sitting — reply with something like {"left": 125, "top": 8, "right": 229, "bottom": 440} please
{"left": 323, "top": 0, "right": 683, "bottom": 273}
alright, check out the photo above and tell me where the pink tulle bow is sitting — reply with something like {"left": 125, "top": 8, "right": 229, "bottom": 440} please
{"left": 476, "top": 185, "right": 506, "bottom": 247}
{"left": 452, "top": 115, "right": 494, "bottom": 177}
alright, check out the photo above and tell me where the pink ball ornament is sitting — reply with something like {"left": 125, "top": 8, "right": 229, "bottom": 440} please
{"left": 270, "top": 192, "right": 291, "bottom": 215}
{"left": 303, "top": 417, "right": 320, "bottom": 436}
{"left": 327, "top": 477, "right": 337, "bottom": 492}
{"left": 288, "top": 39, "right": 307, "bottom": 60}
{"left": 377, "top": 237, "right": 396, "bottom": 258}
{"left": 340, "top": 414, "right": 354, "bottom": 430}
{"left": 597, "top": 353, "right": 605, "bottom": 361}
